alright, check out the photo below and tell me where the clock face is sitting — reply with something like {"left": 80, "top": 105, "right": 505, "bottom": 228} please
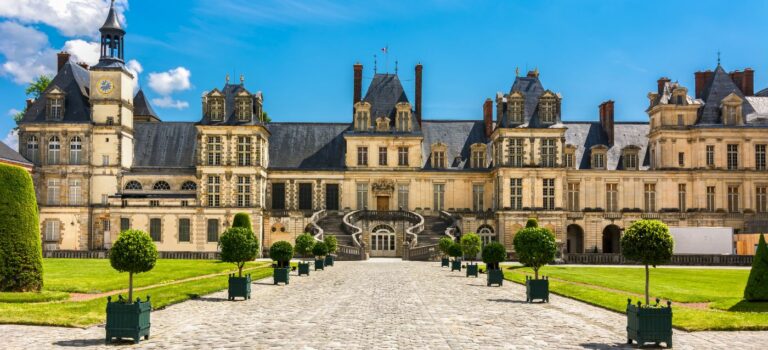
{"left": 98, "top": 79, "right": 114, "bottom": 95}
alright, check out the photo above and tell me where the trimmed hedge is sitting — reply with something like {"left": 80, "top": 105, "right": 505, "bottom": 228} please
{"left": 0, "top": 164, "right": 43, "bottom": 292}
{"left": 295, "top": 233, "right": 315, "bottom": 259}
{"left": 482, "top": 242, "right": 507, "bottom": 270}
{"left": 460, "top": 233, "right": 482, "bottom": 261}
{"left": 438, "top": 236, "right": 454, "bottom": 257}
{"left": 232, "top": 213, "right": 252, "bottom": 232}
{"left": 745, "top": 234, "right": 768, "bottom": 301}
{"left": 270, "top": 241, "right": 294, "bottom": 268}
{"left": 312, "top": 241, "right": 329, "bottom": 258}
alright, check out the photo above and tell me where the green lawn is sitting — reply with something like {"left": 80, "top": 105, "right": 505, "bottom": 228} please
{"left": 504, "top": 266, "right": 768, "bottom": 331}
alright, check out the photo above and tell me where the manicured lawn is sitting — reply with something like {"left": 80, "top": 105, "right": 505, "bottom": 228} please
{"left": 504, "top": 266, "right": 768, "bottom": 331}
{"left": 0, "top": 291, "right": 69, "bottom": 303}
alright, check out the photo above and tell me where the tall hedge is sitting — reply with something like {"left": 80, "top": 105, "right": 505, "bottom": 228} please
{"left": 232, "top": 213, "right": 252, "bottom": 232}
{"left": 745, "top": 234, "right": 768, "bottom": 301}
{"left": 0, "top": 164, "right": 43, "bottom": 292}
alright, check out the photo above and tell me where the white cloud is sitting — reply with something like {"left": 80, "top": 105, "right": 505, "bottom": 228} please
{"left": 8, "top": 108, "right": 22, "bottom": 116}
{"left": 0, "top": 21, "right": 56, "bottom": 83}
{"left": 148, "top": 67, "right": 191, "bottom": 95}
{"left": 2, "top": 129, "right": 19, "bottom": 150}
{"left": 126, "top": 59, "right": 142, "bottom": 75}
{"left": 0, "top": 0, "right": 128, "bottom": 38}
{"left": 151, "top": 96, "right": 189, "bottom": 110}
{"left": 62, "top": 39, "right": 100, "bottom": 66}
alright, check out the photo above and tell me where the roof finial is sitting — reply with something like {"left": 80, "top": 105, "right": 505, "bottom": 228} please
{"left": 240, "top": 74, "right": 244, "bottom": 84}
{"left": 717, "top": 50, "right": 721, "bottom": 66}
{"left": 515, "top": 66, "right": 520, "bottom": 77}
{"left": 395, "top": 60, "right": 398, "bottom": 74}
{"left": 373, "top": 54, "right": 377, "bottom": 74}
{"left": 225, "top": 73, "right": 230, "bottom": 84}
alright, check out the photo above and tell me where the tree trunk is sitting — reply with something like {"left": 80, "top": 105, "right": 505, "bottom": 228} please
{"left": 645, "top": 264, "right": 650, "bottom": 306}
{"left": 238, "top": 263, "right": 243, "bottom": 277}
{"left": 128, "top": 272, "right": 133, "bottom": 304}
{"left": 534, "top": 267, "right": 539, "bottom": 280}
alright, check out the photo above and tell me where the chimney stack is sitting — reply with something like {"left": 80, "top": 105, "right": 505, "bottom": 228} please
{"left": 57, "top": 51, "right": 71, "bottom": 72}
{"left": 415, "top": 63, "right": 423, "bottom": 127}
{"left": 483, "top": 98, "right": 493, "bottom": 137}
{"left": 77, "top": 62, "right": 90, "bottom": 70}
{"left": 730, "top": 68, "right": 754, "bottom": 96}
{"left": 694, "top": 70, "right": 714, "bottom": 99}
{"left": 26, "top": 99, "right": 34, "bottom": 109}
{"left": 599, "top": 100, "right": 615, "bottom": 146}
{"left": 657, "top": 77, "right": 670, "bottom": 95}
{"left": 353, "top": 63, "right": 363, "bottom": 113}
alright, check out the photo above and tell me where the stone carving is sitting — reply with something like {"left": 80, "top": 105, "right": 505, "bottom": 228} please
{"left": 372, "top": 179, "right": 395, "bottom": 194}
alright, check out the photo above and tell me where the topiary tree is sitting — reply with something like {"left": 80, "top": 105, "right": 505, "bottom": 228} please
{"left": 620, "top": 219, "right": 674, "bottom": 305}
{"left": 525, "top": 218, "right": 538, "bottom": 228}
{"left": 744, "top": 234, "right": 768, "bottom": 301}
{"left": 438, "top": 236, "right": 454, "bottom": 258}
{"left": 324, "top": 235, "right": 338, "bottom": 255}
{"left": 269, "top": 241, "right": 294, "bottom": 268}
{"left": 482, "top": 242, "right": 507, "bottom": 270}
{"left": 219, "top": 227, "right": 259, "bottom": 277}
{"left": 460, "top": 233, "right": 482, "bottom": 262}
{"left": 448, "top": 242, "right": 463, "bottom": 260}
{"left": 295, "top": 233, "right": 315, "bottom": 260}
{"left": 513, "top": 227, "right": 556, "bottom": 279}
{"left": 0, "top": 164, "right": 43, "bottom": 292}
{"left": 231, "top": 213, "right": 252, "bottom": 232}
{"left": 109, "top": 230, "right": 158, "bottom": 303}
{"left": 312, "top": 241, "right": 329, "bottom": 258}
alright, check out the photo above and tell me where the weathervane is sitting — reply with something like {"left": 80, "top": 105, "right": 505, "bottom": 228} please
{"left": 373, "top": 54, "right": 377, "bottom": 74}
{"left": 717, "top": 50, "right": 721, "bottom": 66}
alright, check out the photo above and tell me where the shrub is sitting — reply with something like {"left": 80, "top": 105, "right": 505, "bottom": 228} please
{"left": 231, "top": 213, "right": 252, "bottom": 232}
{"left": 438, "top": 236, "right": 454, "bottom": 258}
{"left": 312, "top": 241, "right": 329, "bottom": 258}
{"left": 513, "top": 227, "right": 556, "bottom": 279}
{"left": 460, "top": 233, "right": 482, "bottom": 262}
{"left": 109, "top": 229, "right": 158, "bottom": 303}
{"left": 269, "top": 241, "right": 294, "bottom": 268}
{"left": 482, "top": 242, "right": 507, "bottom": 270}
{"left": 525, "top": 218, "right": 538, "bottom": 228}
{"left": 219, "top": 227, "right": 259, "bottom": 277}
{"left": 620, "top": 219, "right": 674, "bottom": 305}
{"left": 0, "top": 164, "right": 43, "bottom": 292}
{"left": 745, "top": 234, "right": 768, "bottom": 301}
{"left": 448, "top": 242, "right": 463, "bottom": 259}
{"left": 324, "top": 235, "right": 338, "bottom": 254}
{"left": 295, "top": 233, "right": 315, "bottom": 260}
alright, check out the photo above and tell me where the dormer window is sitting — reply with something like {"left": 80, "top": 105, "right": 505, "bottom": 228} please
{"left": 564, "top": 145, "right": 576, "bottom": 169}
{"left": 470, "top": 143, "right": 486, "bottom": 168}
{"left": 235, "top": 96, "right": 252, "bottom": 121}
{"left": 538, "top": 93, "right": 557, "bottom": 124}
{"left": 591, "top": 145, "right": 607, "bottom": 169}
{"left": 395, "top": 103, "right": 412, "bottom": 132}
{"left": 375, "top": 116, "right": 390, "bottom": 132}
{"left": 721, "top": 93, "right": 743, "bottom": 126}
{"left": 622, "top": 147, "right": 639, "bottom": 170}
{"left": 509, "top": 93, "right": 524, "bottom": 123}
{"left": 431, "top": 143, "right": 447, "bottom": 169}
{"left": 209, "top": 97, "right": 224, "bottom": 121}
{"left": 46, "top": 88, "right": 65, "bottom": 121}
{"left": 354, "top": 102, "right": 371, "bottom": 131}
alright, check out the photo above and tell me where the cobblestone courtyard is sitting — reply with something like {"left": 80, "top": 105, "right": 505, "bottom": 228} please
{"left": 2, "top": 259, "right": 767, "bottom": 349}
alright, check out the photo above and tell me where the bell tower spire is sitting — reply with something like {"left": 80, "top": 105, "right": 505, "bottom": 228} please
{"left": 99, "top": 0, "right": 125, "bottom": 64}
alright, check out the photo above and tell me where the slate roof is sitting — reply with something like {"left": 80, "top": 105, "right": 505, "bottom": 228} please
{"left": 746, "top": 96, "right": 768, "bottom": 124}
{"left": 421, "top": 120, "right": 489, "bottom": 170}
{"left": 697, "top": 65, "right": 755, "bottom": 125}
{"left": 564, "top": 122, "right": 650, "bottom": 170}
{"left": 133, "top": 122, "right": 197, "bottom": 168}
{"left": 198, "top": 83, "right": 265, "bottom": 126}
{"left": 498, "top": 74, "right": 561, "bottom": 128}
{"left": 19, "top": 61, "right": 91, "bottom": 124}
{"left": 100, "top": 1, "right": 124, "bottom": 33}
{"left": 361, "top": 74, "right": 418, "bottom": 131}
{"left": 758, "top": 87, "right": 768, "bottom": 97}
{"left": 267, "top": 123, "right": 349, "bottom": 169}
{"left": 0, "top": 140, "right": 31, "bottom": 166}
{"left": 133, "top": 89, "right": 159, "bottom": 120}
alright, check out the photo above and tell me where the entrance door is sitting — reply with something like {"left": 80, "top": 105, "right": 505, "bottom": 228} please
{"left": 370, "top": 226, "right": 397, "bottom": 257}
{"left": 376, "top": 196, "right": 389, "bottom": 211}
{"left": 325, "top": 184, "right": 339, "bottom": 210}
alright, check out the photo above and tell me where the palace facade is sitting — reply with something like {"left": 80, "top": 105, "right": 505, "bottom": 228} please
{"left": 17, "top": 3, "right": 768, "bottom": 258}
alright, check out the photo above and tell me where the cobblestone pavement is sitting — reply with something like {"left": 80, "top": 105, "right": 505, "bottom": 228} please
{"left": 2, "top": 259, "right": 767, "bottom": 349}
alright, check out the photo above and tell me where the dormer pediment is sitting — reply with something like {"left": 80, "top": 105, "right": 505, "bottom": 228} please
{"left": 721, "top": 92, "right": 743, "bottom": 106}
{"left": 47, "top": 86, "right": 65, "bottom": 95}
{"left": 208, "top": 89, "right": 223, "bottom": 97}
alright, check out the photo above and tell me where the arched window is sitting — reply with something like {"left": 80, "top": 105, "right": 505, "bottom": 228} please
{"left": 181, "top": 181, "right": 197, "bottom": 191}
{"left": 124, "top": 181, "right": 142, "bottom": 190}
{"left": 48, "top": 136, "right": 61, "bottom": 165}
{"left": 153, "top": 181, "right": 171, "bottom": 190}
{"left": 69, "top": 136, "right": 82, "bottom": 165}
{"left": 478, "top": 225, "right": 495, "bottom": 246}
{"left": 27, "top": 136, "right": 39, "bottom": 163}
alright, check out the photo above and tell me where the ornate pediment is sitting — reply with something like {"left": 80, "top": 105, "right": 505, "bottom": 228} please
{"left": 371, "top": 179, "right": 395, "bottom": 195}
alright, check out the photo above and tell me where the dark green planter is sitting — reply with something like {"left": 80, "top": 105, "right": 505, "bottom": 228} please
{"left": 525, "top": 276, "right": 549, "bottom": 303}
{"left": 298, "top": 262, "right": 311, "bottom": 276}
{"left": 487, "top": 269, "right": 503, "bottom": 286}
{"left": 315, "top": 258, "right": 325, "bottom": 271}
{"left": 466, "top": 263, "right": 479, "bottom": 277}
{"left": 441, "top": 257, "right": 450, "bottom": 267}
{"left": 626, "top": 299, "right": 673, "bottom": 348}
{"left": 451, "top": 259, "right": 462, "bottom": 271}
{"left": 105, "top": 295, "right": 151, "bottom": 344}
{"left": 325, "top": 255, "right": 335, "bottom": 266}
{"left": 228, "top": 274, "right": 251, "bottom": 300}
{"left": 273, "top": 267, "right": 290, "bottom": 285}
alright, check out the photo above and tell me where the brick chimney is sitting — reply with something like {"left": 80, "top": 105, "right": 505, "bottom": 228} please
{"left": 599, "top": 100, "right": 615, "bottom": 145}
{"left": 657, "top": 77, "right": 670, "bottom": 95}
{"left": 483, "top": 98, "right": 493, "bottom": 137}
{"left": 26, "top": 99, "right": 34, "bottom": 109}
{"left": 415, "top": 63, "right": 423, "bottom": 127}
{"left": 694, "top": 70, "right": 713, "bottom": 99}
{"left": 730, "top": 68, "right": 754, "bottom": 96}
{"left": 57, "top": 51, "right": 71, "bottom": 72}
{"left": 353, "top": 63, "right": 363, "bottom": 115}
{"left": 77, "top": 62, "right": 89, "bottom": 70}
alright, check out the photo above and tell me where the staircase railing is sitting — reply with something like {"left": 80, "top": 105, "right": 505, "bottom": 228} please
{"left": 343, "top": 209, "right": 424, "bottom": 247}
{"left": 343, "top": 210, "right": 365, "bottom": 247}
{"left": 309, "top": 209, "right": 326, "bottom": 242}
{"left": 439, "top": 210, "right": 460, "bottom": 239}
{"left": 405, "top": 211, "right": 424, "bottom": 247}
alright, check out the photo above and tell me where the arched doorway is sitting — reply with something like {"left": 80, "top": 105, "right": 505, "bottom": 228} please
{"left": 566, "top": 224, "right": 584, "bottom": 254}
{"left": 370, "top": 224, "right": 396, "bottom": 257}
{"left": 602, "top": 225, "right": 621, "bottom": 253}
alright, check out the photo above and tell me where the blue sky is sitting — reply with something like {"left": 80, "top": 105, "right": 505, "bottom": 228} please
{"left": 2, "top": 0, "right": 768, "bottom": 148}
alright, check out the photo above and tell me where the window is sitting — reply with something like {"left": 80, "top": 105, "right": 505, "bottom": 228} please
{"left": 207, "top": 136, "right": 222, "bottom": 166}
{"left": 509, "top": 97, "right": 524, "bottom": 123}
{"left": 47, "top": 96, "right": 63, "bottom": 120}
{"left": 706, "top": 145, "right": 715, "bottom": 166}
{"left": 398, "top": 147, "right": 408, "bottom": 166}
{"left": 255, "top": 137, "right": 263, "bottom": 167}
{"left": 207, "top": 176, "right": 221, "bottom": 207}
{"left": 378, "top": 147, "right": 388, "bottom": 166}
{"left": 567, "top": 182, "right": 579, "bottom": 211}
{"left": 209, "top": 97, "right": 224, "bottom": 121}
{"left": 727, "top": 144, "right": 739, "bottom": 170}
{"left": 433, "top": 151, "right": 446, "bottom": 169}
{"left": 756, "top": 145, "right": 766, "bottom": 170}
{"left": 207, "top": 219, "right": 219, "bottom": 242}
{"left": 47, "top": 179, "right": 60, "bottom": 205}
{"left": 149, "top": 200, "right": 160, "bottom": 207}
{"left": 237, "top": 136, "right": 252, "bottom": 166}
{"left": 69, "top": 136, "right": 82, "bottom": 165}
{"left": 101, "top": 194, "right": 109, "bottom": 205}
{"left": 271, "top": 183, "right": 286, "bottom": 210}
{"left": 606, "top": 183, "right": 619, "bottom": 212}
{"left": 357, "top": 147, "right": 368, "bottom": 166}
{"left": 149, "top": 218, "right": 161, "bottom": 241}
{"left": 124, "top": 181, "right": 142, "bottom": 190}
{"left": 471, "top": 147, "right": 485, "bottom": 168}
{"left": 542, "top": 179, "right": 555, "bottom": 210}
{"left": 564, "top": 153, "right": 574, "bottom": 168}
{"left": 48, "top": 136, "right": 60, "bottom": 164}
{"left": 678, "top": 184, "right": 686, "bottom": 212}
{"left": 181, "top": 200, "right": 189, "bottom": 207}
{"left": 757, "top": 186, "right": 767, "bottom": 213}
{"left": 102, "top": 155, "right": 109, "bottom": 166}
{"left": 706, "top": 186, "right": 716, "bottom": 212}
{"left": 44, "top": 221, "right": 60, "bottom": 242}
{"left": 153, "top": 181, "right": 171, "bottom": 190}
{"left": 728, "top": 185, "right": 740, "bottom": 213}
{"left": 26, "top": 136, "right": 39, "bottom": 163}
{"left": 106, "top": 117, "right": 114, "bottom": 125}
{"left": 120, "top": 218, "right": 130, "bottom": 232}
{"left": 178, "top": 218, "right": 191, "bottom": 242}
{"left": 624, "top": 153, "right": 638, "bottom": 170}
{"left": 433, "top": 183, "right": 445, "bottom": 211}
{"left": 102, "top": 219, "right": 111, "bottom": 233}
{"left": 644, "top": 183, "right": 656, "bottom": 212}
{"left": 396, "top": 111, "right": 410, "bottom": 131}
{"left": 397, "top": 184, "right": 409, "bottom": 210}
{"left": 472, "top": 184, "right": 484, "bottom": 211}
{"left": 181, "top": 181, "right": 197, "bottom": 191}
{"left": 678, "top": 152, "right": 684, "bottom": 167}
{"left": 510, "top": 178, "right": 523, "bottom": 210}
{"left": 539, "top": 97, "right": 556, "bottom": 123}
{"left": 541, "top": 139, "right": 556, "bottom": 167}
{"left": 355, "top": 111, "right": 370, "bottom": 131}
{"left": 235, "top": 98, "right": 251, "bottom": 121}
{"left": 237, "top": 176, "right": 252, "bottom": 207}
{"left": 356, "top": 183, "right": 368, "bottom": 210}
{"left": 507, "top": 138, "right": 524, "bottom": 167}
{"left": 298, "top": 183, "right": 312, "bottom": 210}
{"left": 592, "top": 152, "right": 605, "bottom": 169}
{"left": 68, "top": 179, "right": 81, "bottom": 205}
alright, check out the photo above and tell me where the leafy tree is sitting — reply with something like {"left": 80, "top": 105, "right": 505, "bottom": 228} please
{"left": 482, "top": 242, "right": 507, "bottom": 270}
{"left": 513, "top": 227, "right": 556, "bottom": 279}
{"left": 25, "top": 75, "right": 52, "bottom": 99}
{"left": 231, "top": 213, "right": 252, "bottom": 232}
{"left": 261, "top": 111, "right": 272, "bottom": 123}
{"left": 745, "top": 234, "right": 768, "bottom": 301}
{"left": 0, "top": 164, "right": 43, "bottom": 292}
{"left": 312, "top": 241, "right": 329, "bottom": 258}
{"left": 323, "top": 235, "right": 338, "bottom": 254}
{"left": 109, "top": 230, "right": 158, "bottom": 303}
{"left": 438, "top": 236, "right": 454, "bottom": 258}
{"left": 460, "top": 233, "right": 482, "bottom": 262}
{"left": 620, "top": 219, "right": 674, "bottom": 305}
{"left": 269, "top": 241, "right": 294, "bottom": 268}
{"left": 219, "top": 227, "right": 259, "bottom": 277}
{"left": 448, "top": 242, "right": 463, "bottom": 259}
{"left": 294, "top": 233, "right": 315, "bottom": 260}
{"left": 525, "top": 218, "right": 538, "bottom": 228}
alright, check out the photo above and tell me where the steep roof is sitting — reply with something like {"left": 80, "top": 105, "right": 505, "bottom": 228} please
{"left": 499, "top": 74, "right": 561, "bottom": 128}
{"left": 198, "top": 83, "right": 264, "bottom": 126}
{"left": 267, "top": 123, "right": 349, "bottom": 169}
{"left": 99, "top": 0, "right": 124, "bottom": 33}
{"left": 0, "top": 141, "right": 32, "bottom": 166}
{"left": 133, "top": 122, "right": 197, "bottom": 168}
{"left": 564, "top": 122, "right": 650, "bottom": 170}
{"left": 133, "top": 89, "right": 159, "bottom": 120}
{"left": 421, "top": 120, "right": 489, "bottom": 170}
{"left": 362, "top": 73, "right": 417, "bottom": 130}
{"left": 19, "top": 61, "right": 91, "bottom": 124}
{"left": 697, "top": 65, "right": 755, "bottom": 125}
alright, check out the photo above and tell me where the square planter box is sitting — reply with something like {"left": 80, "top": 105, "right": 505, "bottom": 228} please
{"left": 105, "top": 295, "right": 151, "bottom": 344}
{"left": 273, "top": 267, "right": 290, "bottom": 285}
{"left": 298, "top": 262, "right": 311, "bottom": 276}
{"left": 325, "top": 255, "right": 335, "bottom": 267}
{"left": 626, "top": 299, "right": 673, "bottom": 348}
{"left": 466, "top": 263, "right": 479, "bottom": 277}
{"left": 315, "top": 259, "right": 325, "bottom": 271}
{"left": 487, "top": 269, "right": 504, "bottom": 286}
{"left": 228, "top": 274, "right": 251, "bottom": 300}
{"left": 526, "top": 276, "right": 549, "bottom": 303}
{"left": 441, "top": 257, "right": 450, "bottom": 267}
{"left": 451, "top": 259, "right": 462, "bottom": 272}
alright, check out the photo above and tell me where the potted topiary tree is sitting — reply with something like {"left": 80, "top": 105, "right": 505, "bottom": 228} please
{"left": 106, "top": 229, "right": 158, "bottom": 344}
{"left": 448, "top": 242, "right": 463, "bottom": 272}
{"left": 324, "top": 235, "right": 338, "bottom": 267}
{"left": 745, "top": 234, "right": 768, "bottom": 301}
{"left": 438, "top": 236, "right": 453, "bottom": 268}
{"left": 313, "top": 241, "right": 328, "bottom": 271}
{"left": 219, "top": 227, "right": 259, "bottom": 301}
{"left": 270, "top": 241, "right": 293, "bottom": 285}
{"left": 294, "top": 233, "right": 315, "bottom": 276}
{"left": 460, "top": 233, "right": 482, "bottom": 277}
{"left": 232, "top": 212, "right": 252, "bottom": 231}
{"left": 482, "top": 242, "right": 506, "bottom": 287}
{"left": 621, "top": 219, "right": 674, "bottom": 348}
{"left": 513, "top": 223, "right": 556, "bottom": 303}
